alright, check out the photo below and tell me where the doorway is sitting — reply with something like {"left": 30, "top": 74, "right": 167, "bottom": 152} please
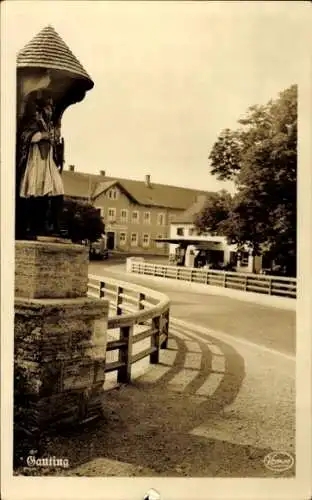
{"left": 106, "top": 231, "right": 115, "bottom": 250}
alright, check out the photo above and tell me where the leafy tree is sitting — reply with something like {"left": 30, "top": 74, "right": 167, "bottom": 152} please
{"left": 197, "top": 85, "right": 297, "bottom": 275}
{"left": 194, "top": 190, "right": 233, "bottom": 235}
{"left": 60, "top": 198, "right": 105, "bottom": 243}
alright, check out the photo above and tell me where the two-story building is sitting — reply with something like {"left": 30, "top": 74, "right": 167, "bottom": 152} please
{"left": 62, "top": 167, "right": 212, "bottom": 255}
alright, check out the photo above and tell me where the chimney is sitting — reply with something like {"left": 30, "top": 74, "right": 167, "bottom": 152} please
{"left": 100, "top": 170, "right": 106, "bottom": 176}
{"left": 145, "top": 174, "right": 151, "bottom": 187}
{"left": 69, "top": 164, "right": 75, "bottom": 172}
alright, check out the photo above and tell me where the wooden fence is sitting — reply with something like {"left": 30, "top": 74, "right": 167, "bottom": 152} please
{"left": 88, "top": 274, "right": 170, "bottom": 384}
{"left": 128, "top": 261, "right": 297, "bottom": 299}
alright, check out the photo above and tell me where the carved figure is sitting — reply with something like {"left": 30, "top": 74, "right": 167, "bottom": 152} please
{"left": 16, "top": 91, "right": 65, "bottom": 239}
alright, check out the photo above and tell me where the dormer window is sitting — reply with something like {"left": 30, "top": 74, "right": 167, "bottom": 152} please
{"left": 108, "top": 188, "right": 118, "bottom": 200}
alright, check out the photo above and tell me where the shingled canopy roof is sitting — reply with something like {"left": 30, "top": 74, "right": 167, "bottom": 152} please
{"left": 62, "top": 170, "right": 212, "bottom": 210}
{"left": 17, "top": 25, "right": 94, "bottom": 90}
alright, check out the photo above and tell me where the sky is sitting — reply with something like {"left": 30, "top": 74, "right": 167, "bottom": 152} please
{"left": 2, "top": 1, "right": 310, "bottom": 192}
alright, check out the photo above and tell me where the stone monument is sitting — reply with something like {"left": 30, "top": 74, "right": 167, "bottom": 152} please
{"left": 14, "top": 26, "right": 109, "bottom": 460}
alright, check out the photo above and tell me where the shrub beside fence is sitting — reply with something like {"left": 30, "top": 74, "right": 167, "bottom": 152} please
{"left": 127, "top": 261, "right": 297, "bottom": 299}
{"left": 88, "top": 274, "right": 170, "bottom": 384}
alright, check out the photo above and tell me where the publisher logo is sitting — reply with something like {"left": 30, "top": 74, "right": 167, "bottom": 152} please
{"left": 144, "top": 489, "right": 160, "bottom": 500}
{"left": 264, "top": 451, "right": 294, "bottom": 472}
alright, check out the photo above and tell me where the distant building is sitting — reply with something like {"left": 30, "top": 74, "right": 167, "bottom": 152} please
{"left": 62, "top": 167, "right": 212, "bottom": 255}
{"left": 166, "top": 196, "right": 262, "bottom": 273}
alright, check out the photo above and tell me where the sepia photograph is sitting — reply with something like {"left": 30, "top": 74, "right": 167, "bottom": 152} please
{"left": 1, "top": 1, "right": 311, "bottom": 499}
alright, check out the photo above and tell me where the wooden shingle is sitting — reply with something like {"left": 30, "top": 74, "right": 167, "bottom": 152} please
{"left": 17, "top": 25, "right": 94, "bottom": 90}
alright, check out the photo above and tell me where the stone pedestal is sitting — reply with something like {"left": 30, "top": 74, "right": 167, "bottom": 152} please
{"left": 14, "top": 240, "right": 109, "bottom": 456}
{"left": 15, "top": 240, "right": 89, "bottom": 298}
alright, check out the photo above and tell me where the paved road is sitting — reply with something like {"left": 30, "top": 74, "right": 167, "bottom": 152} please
{"left": 36, "top": 261, "right": 295, "bottom": 478}
{"left": 63, "top": 261, "right": 295, "bottom": 478}
{"left": 90, "top": 261, "right": 295, "bottom": 356}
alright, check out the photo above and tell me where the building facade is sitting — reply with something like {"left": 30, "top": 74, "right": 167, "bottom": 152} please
{"left": 168, "top": 197, "right": 263, "bottom": 273}
{"left": 62, "top": 168, "right": 211, "bottom": 255}
{"left": 92, "top": 184, "right": 179, "bottom": 254}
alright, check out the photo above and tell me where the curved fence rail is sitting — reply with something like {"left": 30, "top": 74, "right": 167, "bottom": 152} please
{"left": 88, "top": 274, "right": 170, "bottom": 384}
{"left": 128, "top": 260, "right": 297, "bottom": 299}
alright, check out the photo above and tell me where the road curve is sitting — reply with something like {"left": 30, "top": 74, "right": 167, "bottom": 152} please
{"left": 76, "top": 262, "right": 296, "bottom": 477}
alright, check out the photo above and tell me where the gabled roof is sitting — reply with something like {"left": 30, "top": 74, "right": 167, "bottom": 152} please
{"left": 62, "top": 170, "right": 212, "bottom": 210}
{"left": 17, "top": 25, "right": 94, "bottom": 90}
{"left": 91, "top": 180, "right": 119, "bottom": 199}
{"left": 171, "top": 195, "right": 209, "bottom": 224}
{"left": 91, "top": 180, "right": 138, "bottom": 204}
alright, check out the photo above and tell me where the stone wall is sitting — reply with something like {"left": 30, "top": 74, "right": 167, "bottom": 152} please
{"left": 14, "top": 241, "right": 109, "bottom": 456}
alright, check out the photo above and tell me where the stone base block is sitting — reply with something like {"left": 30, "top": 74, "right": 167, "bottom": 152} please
{"left": 15, "top": 240, "right": 89, "bottom": 299}
{"left": 14, "top": 296, "right": 109, "bottom": 443}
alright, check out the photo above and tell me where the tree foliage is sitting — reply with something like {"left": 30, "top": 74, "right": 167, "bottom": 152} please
{"left": 60, "top": 198, "right": 105, "bottom": 243}
{"left": 195, "top": 190, "right": 233, "bottom": 236}
{"left": 196, "top": 85, "right": 297, "bottom": 275}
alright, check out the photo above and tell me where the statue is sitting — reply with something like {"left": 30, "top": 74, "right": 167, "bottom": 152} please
{"left": 15, "top": 25, "right": 94, "bottom": 240}
{"left": 16, "top": 90, "right": 65, "bottom": 239}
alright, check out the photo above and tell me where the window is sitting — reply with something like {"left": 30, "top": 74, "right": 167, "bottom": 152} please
{"left": 131, "top": 232, "right": 138, "bottom": 246}
{"left": 108, "top": 188, "right": 118, "bottom": 200}
{"left": 143, "top": 212, "right": 151, "bottom": 224}
{"left": 156, "top": 234, "right": 164, "bottom": 248}
{"left": 95, "top": 207, "right": 104, "bottom": 217}
{"left": 240, "top": 251, "right": 249, "bottom": 266}
{"left": 188, "top": 227, "right": 197, "bottom": 236}
{"left": 108, "top": 208, "right": 116, "bottom": 221}
{"left": 120, "top": 209, "right": 128, "bottom": 222}
{"left": 177, "top": 227, "right": 184, "bottom": 236}
{"left": 119, "top": 232, "right": 127, "bottom": 246}
{"left": 142, "top": 233, "right": 150, "bottom": 247}
{"left": 157, "top": 213, "right": 165, "bottom": 226}
{"left": 132, "top": 211, "right": 139, "bottom": 223}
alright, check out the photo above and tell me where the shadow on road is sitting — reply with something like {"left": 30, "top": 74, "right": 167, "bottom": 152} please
{"left": 17, "top": 327, "right": 294, "bottom": 478}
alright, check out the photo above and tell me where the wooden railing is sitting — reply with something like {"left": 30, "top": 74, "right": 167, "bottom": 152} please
{"left": 88, "top": 274, "right": 170, "bottom": 383}
{"left": 128, "top": 261, "right": 297, "bottom": 299}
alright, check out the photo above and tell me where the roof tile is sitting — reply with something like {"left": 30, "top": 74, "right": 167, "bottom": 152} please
{"left": 170, "top": 195, "right": 209, "bottom": 223}
{"left": 62, "top": 170, "right": 212, "bottom": 210}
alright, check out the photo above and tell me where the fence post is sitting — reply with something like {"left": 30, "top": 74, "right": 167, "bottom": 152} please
{"left": 116, "top": 286, "right": 123, "bottom": 315}
{"left": 117, "top": 325, "right": 133, "bottom": 383}
{"left": 150, "top": 316, "right": 160, "bottom": 364}
{"left": 99, "top": 281, "right": 105, "bottom": 299}
{"left": 223, "top": 272, "right": 226, "bottom": 288}
{"left": 137, "top": 292, "right": 145, "bottom": 326}
{"left": 244, "top": 275, "right": 248, "bottom": 292}
{"left": 139, "top": 292, "right": 145, "bottom": 310}
{"left": 206, "top": 270, "right": 209, "bottom": 285}
{"left": 160, "top": 309, "right": 169, "bottom": 349}
{"left": 268, "top": 277, "right": 272, "bottom": 295}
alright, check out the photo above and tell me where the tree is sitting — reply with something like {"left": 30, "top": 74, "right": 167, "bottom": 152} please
{"left": 60, "top": 198, "right": 105, "bottom": 243}
{"left": 194, "top": 190, "right": 233, "bottom": 235}
{"left": 196, "top": 85, "right": 297, "bottom": 275}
